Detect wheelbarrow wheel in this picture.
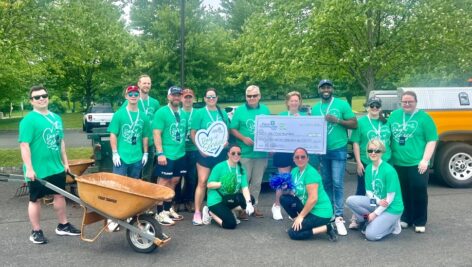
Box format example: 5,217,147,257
126,214,162,253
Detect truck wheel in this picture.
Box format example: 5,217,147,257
126,214,162,253
85,123,92,133
436,143,472,188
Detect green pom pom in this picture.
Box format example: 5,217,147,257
220,172,237,194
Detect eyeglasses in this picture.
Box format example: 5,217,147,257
294,155,307,160
369,104,381,109
401,101,415,105
230,152,241,156
128,92,139,97
205,96,217,99
246,94,259,99
31,94,48,100
367,149,383,154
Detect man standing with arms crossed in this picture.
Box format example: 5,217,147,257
19,85,81,244
152,86,188,226
312,80,357,236
230,85,271,219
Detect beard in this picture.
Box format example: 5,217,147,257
320,92,332,100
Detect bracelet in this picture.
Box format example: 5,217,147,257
157,152,164,156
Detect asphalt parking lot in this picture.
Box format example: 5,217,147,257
0,172,471,267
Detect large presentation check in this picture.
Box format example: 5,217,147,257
254,115,327,154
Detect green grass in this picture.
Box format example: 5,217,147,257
0,147,93,167
0,112,83,131
0,96,367,131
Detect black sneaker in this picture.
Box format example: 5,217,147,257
55,223,81,236
327,222,338,242
30,230,48,244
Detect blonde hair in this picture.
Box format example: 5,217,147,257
245,85,260,95
285,91,302,109
366,139,386,154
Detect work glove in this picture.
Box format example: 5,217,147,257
112,152,121,167
142,153,149,166
245,202,254,216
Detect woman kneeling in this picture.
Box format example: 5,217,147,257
202,144,255,229
346,139,404,241
280,147,337,241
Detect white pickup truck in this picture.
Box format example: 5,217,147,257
82,104,114,133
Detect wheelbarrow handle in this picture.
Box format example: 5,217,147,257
37,179,82,204
0,173,25,182
67,170,78,180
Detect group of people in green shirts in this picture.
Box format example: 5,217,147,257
19,76,437,244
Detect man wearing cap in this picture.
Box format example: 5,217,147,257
348,96,391,229
312,80,357,236
152,86,188,226
108,85,150,178
230,85,271,219
120,75,160,182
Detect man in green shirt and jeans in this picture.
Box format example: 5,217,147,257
19,85,81,244
230,85,271,219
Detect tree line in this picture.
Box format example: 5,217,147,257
1,0,470,115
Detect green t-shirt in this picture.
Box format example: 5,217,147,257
182,108,198,152
207,161,248,207
312,98,356,150
191,106,229,131
121,97,160,146
365,161,404,215
350,115,392,164
230,103,271,158
18,111,65,180
291,164,333,218
388,109,438,166
107,107,150,164
152,105,188,160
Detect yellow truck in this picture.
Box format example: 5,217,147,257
370,87,472,188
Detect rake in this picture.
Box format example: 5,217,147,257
0,173,29,197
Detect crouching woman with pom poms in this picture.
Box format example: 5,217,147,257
201,144,255,229
279,147,337,241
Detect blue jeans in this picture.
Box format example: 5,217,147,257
319,147,347,217
113,160,143,179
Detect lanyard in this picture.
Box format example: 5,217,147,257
402,109,417,131
371,160,383,195
287,110,299,117
168,104,181,127
294,167,306,186
139,97,150,115
226,160,241,184
205,106,219,122
319,97,334,116
34,110,58,130
367,115,381,138
126,107,140,129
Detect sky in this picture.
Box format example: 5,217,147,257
202,0,221,9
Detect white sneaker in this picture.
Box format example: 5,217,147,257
393,219,402,235
335,217,348,236
168,208,184,221
400,221,409,228
415,226,426,233
107,219,119,232
156,211,175,226
202,206,212,225
271,204,283,221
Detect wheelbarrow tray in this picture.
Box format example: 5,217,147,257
75,172,174,220
66,159,95,184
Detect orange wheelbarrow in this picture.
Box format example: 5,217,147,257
38,172,175,253
66,159,95,184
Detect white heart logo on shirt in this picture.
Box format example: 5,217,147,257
391,121,418,142
195,121,228,157
42,127,59,150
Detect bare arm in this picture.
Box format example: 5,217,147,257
242,186,252,203
292,183,318,231
142,137,148,153
110,133,118,152
230,128,253,146
207,181,221,189
153,129,166,165
20,142,36,181
338,117,358,129
418,141,437,174
353,142,365,176
60,139,70,173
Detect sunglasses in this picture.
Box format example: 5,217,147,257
246,94,259,99
367,149,383,154
230,151,242,156
205,96,217,99
294,155,307,160
128,92,140,97
369,104,381,109
31,94,48,100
